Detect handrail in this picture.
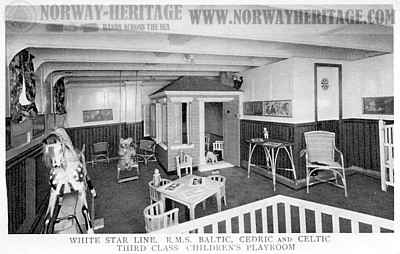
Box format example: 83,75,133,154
6,142,43,169
155,195,394,234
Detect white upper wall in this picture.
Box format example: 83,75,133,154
241,54,393,123
241,58,296,123
64,82,164,127
342,53,393,120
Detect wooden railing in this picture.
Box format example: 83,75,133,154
155,195,394,234
379,120,394,191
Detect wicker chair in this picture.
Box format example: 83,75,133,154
143,201,179,232
303,131,347,197
148,179,171,204
207,175,227,206
137,140,157,165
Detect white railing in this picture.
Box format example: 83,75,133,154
379,120,394,191
155,195,394,234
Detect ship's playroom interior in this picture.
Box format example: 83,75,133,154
5,5,394,233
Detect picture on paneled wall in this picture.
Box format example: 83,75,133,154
83,109,113,122
243,101,263,115
263,100,292,117
362,96,394,115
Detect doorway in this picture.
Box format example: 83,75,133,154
204,102,223,159
198,98,240,172
314,63,342,132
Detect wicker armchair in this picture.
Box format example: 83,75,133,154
92,142,110,165
303,131,347,197
137,140,157,165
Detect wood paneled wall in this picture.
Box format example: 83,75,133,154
6,144,44,233
66,121,144,160
6,160,27,233
6,121,144,233
240,118,389,180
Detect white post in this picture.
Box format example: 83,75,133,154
198,100,206,167
378,120,386,191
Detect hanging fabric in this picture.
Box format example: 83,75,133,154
54,78,67,114
9,49,38,123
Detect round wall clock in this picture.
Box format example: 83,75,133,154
320,78,329,90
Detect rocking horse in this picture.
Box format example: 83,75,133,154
42,128,96,234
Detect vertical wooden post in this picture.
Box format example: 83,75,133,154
378,120,386,191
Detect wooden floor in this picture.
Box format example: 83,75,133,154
88,160,393,233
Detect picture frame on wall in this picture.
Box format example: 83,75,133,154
362,96,394,115
263,100,292,117
83,109,113,122
243,101,263,115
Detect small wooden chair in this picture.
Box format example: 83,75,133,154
207,175,227,206
148,179,171,204
212,140,224,160
143,201,179,232
175,153,193,178
92,142,110,165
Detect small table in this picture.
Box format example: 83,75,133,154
157,175,222,220
247,138,297,191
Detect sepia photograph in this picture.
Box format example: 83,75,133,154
1,0,397,253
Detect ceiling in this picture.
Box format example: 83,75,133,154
6,5,393,88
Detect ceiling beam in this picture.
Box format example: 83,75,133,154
65,76,179,83
30,48,282,70
6,4,392,54
66,80,171,88
7,31,383,64
41,62,246,81
54,70,220,77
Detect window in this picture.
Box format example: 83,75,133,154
150,103,156,139
161,103,167,144
181,102,190,144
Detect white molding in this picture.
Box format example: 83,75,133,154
197,97,235,102
169,97,194,103
165,91,242,96
149,92,166,99
170,144,194,150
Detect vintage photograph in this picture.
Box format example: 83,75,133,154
2,1,396,253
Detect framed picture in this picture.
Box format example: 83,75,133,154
83,109,113,122
363,96,394,115
243,101,263,115
263,100,292,117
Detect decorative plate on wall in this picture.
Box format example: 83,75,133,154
320,78,329,90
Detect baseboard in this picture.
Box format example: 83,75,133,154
348,166,381,179
240,160,363,190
